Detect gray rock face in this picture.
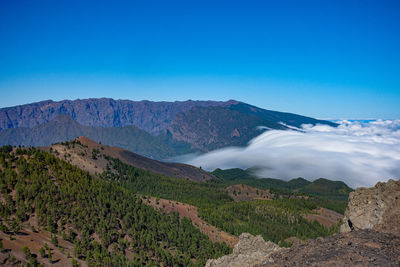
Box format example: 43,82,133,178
0,98,229,134
340,179,400,236
206,233,283,267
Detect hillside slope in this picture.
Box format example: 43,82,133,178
42,136,214,181
0,144,351,266
229,102,337,128
0,147,230,266
168,106,287,151
41,139,345,245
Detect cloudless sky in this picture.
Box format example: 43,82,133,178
0,0,399,119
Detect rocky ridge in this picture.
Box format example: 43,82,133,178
0,98,231,133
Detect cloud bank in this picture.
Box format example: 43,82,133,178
185,120,400,188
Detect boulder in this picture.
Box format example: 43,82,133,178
340,179,400,236
206,233,284,267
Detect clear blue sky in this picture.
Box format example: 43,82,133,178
0,0,399,119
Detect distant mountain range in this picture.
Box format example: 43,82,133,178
0,114,193,159
0,98,337,159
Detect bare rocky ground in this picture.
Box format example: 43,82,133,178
207,229,400,267
0,226,86,267
257,229,400,267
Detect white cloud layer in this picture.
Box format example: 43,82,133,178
185,120,400,188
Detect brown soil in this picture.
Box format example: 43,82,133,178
225,184,274,202
0,227,86,267
144,197,239,247
43,143,109,176
303,207,343,228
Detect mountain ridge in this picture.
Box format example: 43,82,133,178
0,98,338,158
0,98,235,133
0,98,336,132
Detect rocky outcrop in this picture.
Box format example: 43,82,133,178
205,233,284,267
340,179,400,236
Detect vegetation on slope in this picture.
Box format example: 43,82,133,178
301,178,353,200
0,139,348,265
101,157,232,208
0,146,230,266
198,199,339,246
212,168,352,213
46,136,214,182
212,168,310,190
50,141,345,246
100,155,344,245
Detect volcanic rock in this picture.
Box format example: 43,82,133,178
340,179,400,236
205,233,284,267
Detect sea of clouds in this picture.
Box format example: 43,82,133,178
185,120,400,188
